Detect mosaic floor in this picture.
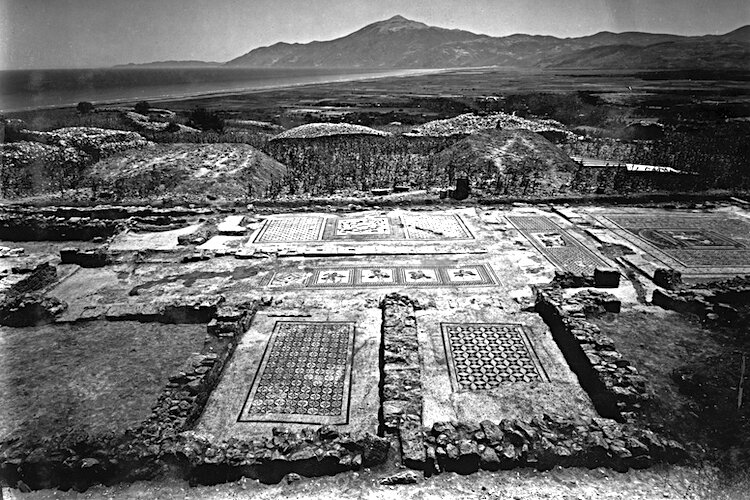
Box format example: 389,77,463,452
261,264,498,288
506,215,609,274
238,321,355,424
441,323,549,392
254,214,473,242
596,214,750,273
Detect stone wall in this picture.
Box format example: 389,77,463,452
0,261,63,326
0,214,122,241
380,293,424,468
551,268,620,289
423,414,685,475
535,286,649,421
652,275,750,326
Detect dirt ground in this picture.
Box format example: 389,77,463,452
0,321,206,441
4,464,749,500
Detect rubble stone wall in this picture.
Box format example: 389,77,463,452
535,287,649,420
381,293,424,468
652,275,750,326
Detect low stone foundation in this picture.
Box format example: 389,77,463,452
380,293,424,468
60,247,111,268
535,286,648,420
423,414,685,475
552,268,620,289
0,214,122,241
652,275,750,326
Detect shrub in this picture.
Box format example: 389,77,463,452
76,101,94,114
134,101,150,115
187,108,225,133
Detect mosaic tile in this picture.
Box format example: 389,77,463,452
444,267,486,283
530,231,567,248
267,271,309,288
507,215,608,274
402,268,439,284
442,323,548,392
314,269,353,286
360,268,397,285
601,214,750,269
254,217,325,242
265,264,498,288
239,321,355,424
335,217,391,236
402,214,473,239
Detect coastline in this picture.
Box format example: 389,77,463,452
1,67,455,114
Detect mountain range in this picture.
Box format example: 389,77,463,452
135,15,750,70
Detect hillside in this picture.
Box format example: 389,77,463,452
226,15,750,70
547,39,750,69
432,129,579,195
86,143,287,201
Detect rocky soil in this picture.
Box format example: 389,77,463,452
407,112,571,137
272,123,391,140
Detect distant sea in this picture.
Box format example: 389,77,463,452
0,67,436,113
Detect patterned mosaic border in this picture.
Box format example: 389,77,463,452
441,323,549,393
253,214,475,242
261,264,498,289
238,321,355,424
506,215,609,274
595,214,750,273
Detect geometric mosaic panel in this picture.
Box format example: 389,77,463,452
602,214,750,268
238,321,355,424
441,323,549,392
254,217,326,242
506,215,609,274
402,214,474,239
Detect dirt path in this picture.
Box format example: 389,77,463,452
4,465,747,500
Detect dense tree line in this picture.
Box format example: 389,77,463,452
262,135,458,195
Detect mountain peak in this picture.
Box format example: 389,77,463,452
370,14,429,33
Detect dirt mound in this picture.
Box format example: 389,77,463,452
87,143,287,201
432,129,579,195
271,123,391,140
19,127,150,158
408,112,571,137
123,112,199,133
1,127,151,198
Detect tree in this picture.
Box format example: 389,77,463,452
134,101,150,115
77,101,94,114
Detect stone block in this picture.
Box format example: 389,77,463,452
653,268,682,290
594,267,620,288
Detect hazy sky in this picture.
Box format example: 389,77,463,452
2,0,748,69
